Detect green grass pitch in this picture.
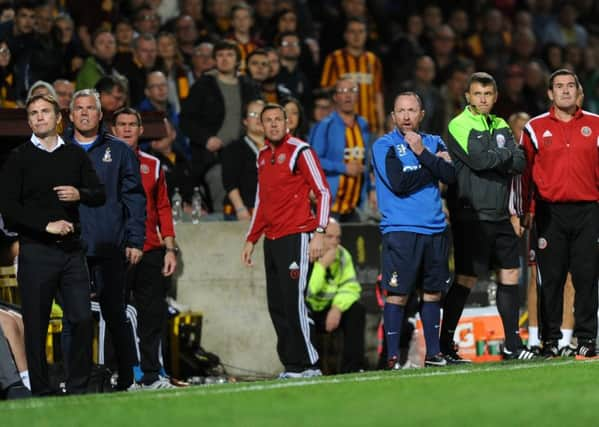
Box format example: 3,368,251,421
3,359,598,427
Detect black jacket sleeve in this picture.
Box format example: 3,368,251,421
385,146,434,196
417,148,456,185
78,150,106,206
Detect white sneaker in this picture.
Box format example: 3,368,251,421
142,376,177,390
301,368,322,378
278,371,303,379
127,382,142,392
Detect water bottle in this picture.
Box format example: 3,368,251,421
171,187,183,224
191,187,202,224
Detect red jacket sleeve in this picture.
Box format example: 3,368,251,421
296,147,331,228
156,168,175,238
246,181,266,243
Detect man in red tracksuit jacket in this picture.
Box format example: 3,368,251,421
520,69,599,359
242,103,331,379
112,107,179,389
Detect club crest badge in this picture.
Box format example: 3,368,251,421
581,126,591,137
496,134,506,148
277,153,286,164
289,261,300,280
538,237,548,250
140,164,150,174
102,147,112,162
397,145,407,156
389,272,399,287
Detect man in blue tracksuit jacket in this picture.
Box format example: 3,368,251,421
309,77,373,222
63,89,146,390
371,91,456,369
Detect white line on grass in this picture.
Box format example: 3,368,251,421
4,359,598,410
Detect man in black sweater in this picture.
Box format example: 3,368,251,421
0,94,105,396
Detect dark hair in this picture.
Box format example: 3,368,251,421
95,75,128,96
91,28,115,46
345,16,367,30
466,71,497,92
312,88,333,101
281,96,306,137
246,48,268,63
213,40,241,63
393,91,423,110
548,68,580,89
260,102,287,122
242,98,265,119
112,107,142,126
231,2,253,19
26,93,61,116
15,1,36,14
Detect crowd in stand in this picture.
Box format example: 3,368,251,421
0,0,598,398
0,0,597,215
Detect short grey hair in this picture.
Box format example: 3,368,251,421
69,89,102,112
27,80,57,101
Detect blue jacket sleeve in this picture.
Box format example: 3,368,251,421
120,148,146,250
416,145,456,185
309,119,347,175
385,146,435,196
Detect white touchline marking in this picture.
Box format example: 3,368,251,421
4,359,598,411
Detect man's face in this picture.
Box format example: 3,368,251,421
135,39,158,69
334,79,358,115
55,18,74,44
267,51,280,78
548,74,579,111
261,107,286,142
15,8,34,35
414,57,435,84
278,35,300,61
94,32,117,62
27,99,60,138
277,11,297,32
313,98,333,122
158,35,176,59
175,16,198,44
135,9,160,34
323,222,341,252
181,0,203,19
247,53,269,82
70,96,102,135
344,21,367,50
145,72,169,104
100,87,126,113
192,44,215,73
244,101,264,137
112,113,143,148
392,94,424,133
447,71,468,99
115,22,134,47
215,48,237,75
232,8,252,33
34,6,53,35
466,82,497,115
53,81,75,110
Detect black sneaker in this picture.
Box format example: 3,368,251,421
387,356,401,370
575,340,599,360
442,342,472,364
502,347,537,361
425,353,448,367
541,341,560,359
528,345,542,356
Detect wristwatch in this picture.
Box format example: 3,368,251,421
165,247,179,254
315,227,325,234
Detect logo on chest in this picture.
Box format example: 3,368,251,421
542,130,552,147
102,147,112,162
396,144,407,156
277,153,287,164
140,164,150,174
496,134,506,148
581,126,592,137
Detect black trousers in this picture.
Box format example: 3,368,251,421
311,302,366,373
126,249,170,384
535,201,599,341
18,242,92,395
264,233,319,372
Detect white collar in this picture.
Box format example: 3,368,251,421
30,133,65,153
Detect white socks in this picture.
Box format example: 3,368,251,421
20,370,30,390
528,326,540,347
559,329,573,348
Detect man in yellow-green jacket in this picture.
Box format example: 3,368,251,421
307,219,365,373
